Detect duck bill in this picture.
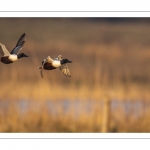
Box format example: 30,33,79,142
24,54,28,57
66,59,72,63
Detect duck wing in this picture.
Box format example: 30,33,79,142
59,64,71,77
10,33,26,55
39,59,45,78
0,43,10,56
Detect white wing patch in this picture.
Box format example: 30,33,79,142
0,43,10,57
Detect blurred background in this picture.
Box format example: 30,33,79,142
0,18,150,132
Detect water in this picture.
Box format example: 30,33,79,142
0,99,149,118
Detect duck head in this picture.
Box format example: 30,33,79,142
61,59,72,64
17,53,28,59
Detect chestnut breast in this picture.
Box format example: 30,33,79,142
44,62,56,70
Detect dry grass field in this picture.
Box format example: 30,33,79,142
0,18,150,132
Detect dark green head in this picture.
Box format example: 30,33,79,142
17,53,28,59
61,59,72,65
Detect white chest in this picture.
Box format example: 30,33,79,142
9,55,18,61
52,60,61,67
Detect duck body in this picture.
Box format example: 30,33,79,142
1,55,17,64
39,55,72,78
43,62,57,70
0,33,28,64
43,59,65,70
1,53,28,64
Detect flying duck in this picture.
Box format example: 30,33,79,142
39,55,72,78
0,33,28,64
